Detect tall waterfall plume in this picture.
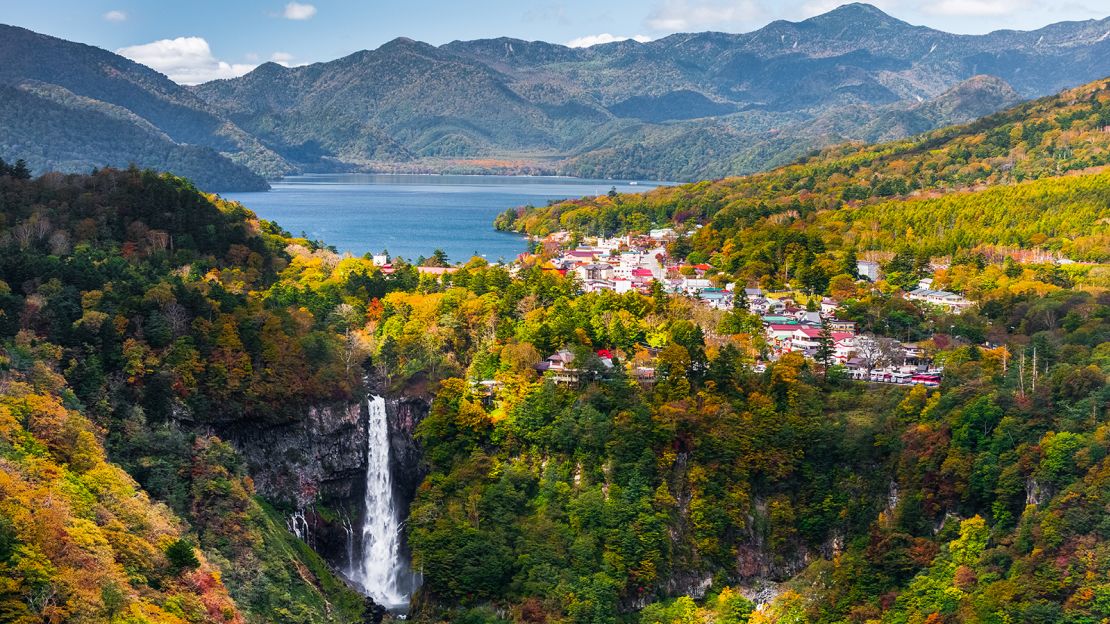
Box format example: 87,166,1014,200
349,395,413,610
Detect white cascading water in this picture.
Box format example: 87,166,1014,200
349,395,410,610
340,512,355,572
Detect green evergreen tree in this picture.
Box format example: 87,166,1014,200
11,159,31,180
842,247,859,278
165,538,200,573
816,322,835,381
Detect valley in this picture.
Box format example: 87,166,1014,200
0,3,1108,624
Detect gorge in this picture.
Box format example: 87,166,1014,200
213,373,432,615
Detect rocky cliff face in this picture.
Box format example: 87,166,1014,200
648,455,815,611
220,385,431,574
225,401,367,509
221,400,367,564
387,393,431,513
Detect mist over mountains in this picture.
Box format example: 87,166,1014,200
2,3,1109,189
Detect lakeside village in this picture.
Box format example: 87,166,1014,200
373,227,985,388
531,228,960,387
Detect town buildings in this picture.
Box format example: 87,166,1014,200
522,229,956,388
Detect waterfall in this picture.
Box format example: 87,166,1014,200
349,395,412,610
340,512,355,572
288,509,311,547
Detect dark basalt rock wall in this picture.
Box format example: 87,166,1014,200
220,375,432,576
387,393,431,513
219,400,367,566
224,401,368,509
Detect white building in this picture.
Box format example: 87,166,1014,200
682,277,713,293
595,235,630,251
613,279,635,294
857,260,880,282
906,288,974,312
583,279,617,293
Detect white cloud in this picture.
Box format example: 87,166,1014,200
922,0,1029,16
117,37,257,85
282,2,317,20
566,33,652,47
646,0,765,32
103,10,127,22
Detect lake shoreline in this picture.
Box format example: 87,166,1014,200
224,173,665,263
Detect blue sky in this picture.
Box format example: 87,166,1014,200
4,0,1107,84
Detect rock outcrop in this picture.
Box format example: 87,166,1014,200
220,376,432,580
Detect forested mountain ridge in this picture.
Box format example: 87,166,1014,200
5,3,1110,185
439,4,1075,109
0,24,287,191
560,74,1024,181
193,3,1110,180
191,37,566,164
498,73,1110,266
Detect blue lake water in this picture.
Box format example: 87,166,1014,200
223,174,667,263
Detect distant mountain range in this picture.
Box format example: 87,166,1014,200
2,4,1110,189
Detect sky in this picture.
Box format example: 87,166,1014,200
3,0,1107,84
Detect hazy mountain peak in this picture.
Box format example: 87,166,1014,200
441,37,586,67
250,61,291,76
826,3,892,17
799,2,913,30
379,36,428,51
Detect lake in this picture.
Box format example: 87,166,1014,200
223,174,667,262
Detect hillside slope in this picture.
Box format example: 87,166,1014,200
0,84,271,192
196,3,1110,180
0,168,371,623
0,24,287,190
499,74,1110,252
0,374,243,622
